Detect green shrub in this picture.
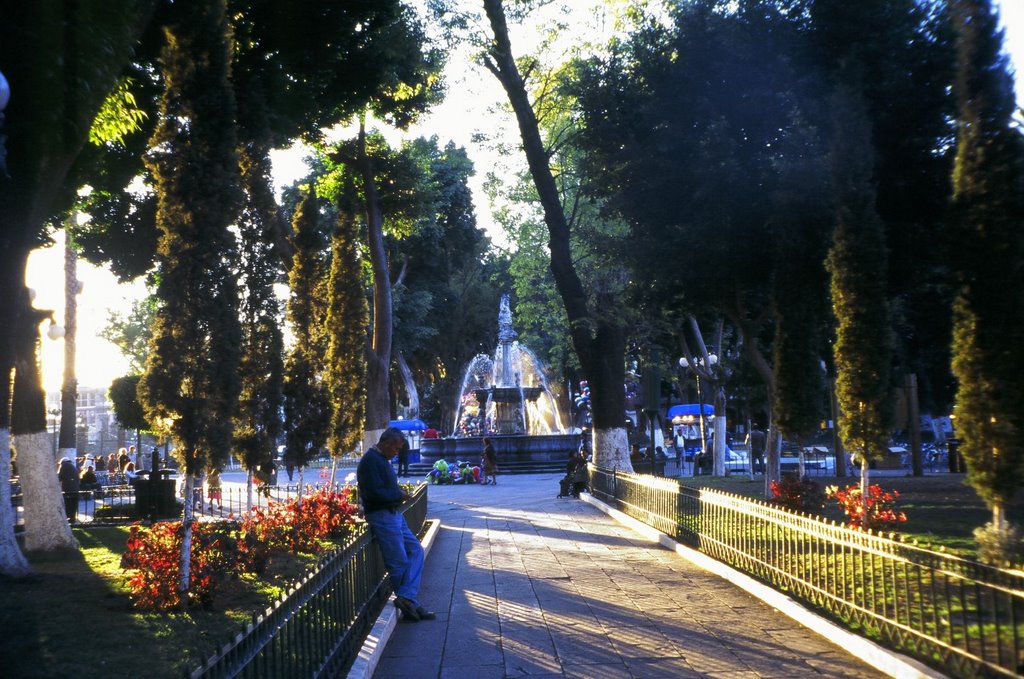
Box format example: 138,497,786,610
973,522,1024,566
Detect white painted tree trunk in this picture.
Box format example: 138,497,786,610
860,456,871,529
246,471,253,513
179,474,194,598
58,224,78,460
712,411,727,477
16,431,78,552
764,425,783,499
993,502,1006,531
0,428,31,576
362,428,384,457
594,427,631,471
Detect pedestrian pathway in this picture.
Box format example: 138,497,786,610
372,474,884,678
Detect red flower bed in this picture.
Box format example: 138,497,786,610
122,487,359,610
826,482,907,532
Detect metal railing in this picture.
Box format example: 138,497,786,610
11,477,382,529
589,466,1024,678
190,484,428,678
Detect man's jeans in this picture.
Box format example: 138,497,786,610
365,508,424,604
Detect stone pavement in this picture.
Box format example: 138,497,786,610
371,473,885,679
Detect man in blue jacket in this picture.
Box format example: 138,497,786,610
357,427,435,622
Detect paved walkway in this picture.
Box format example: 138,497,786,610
372,473,884,678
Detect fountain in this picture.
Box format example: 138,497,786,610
419,295,580,471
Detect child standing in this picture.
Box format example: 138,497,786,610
207,468,222,511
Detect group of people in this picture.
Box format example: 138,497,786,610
95,445,165,483
56,445,154,523
423,436,499,486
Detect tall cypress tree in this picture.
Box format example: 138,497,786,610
949,0,1024,533
139,0,241,599
826,76,893,503
282,188,331,470
232,141,285,487
772,222,828,465
325,183,369,456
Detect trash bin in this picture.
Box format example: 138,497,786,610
134,470,178,519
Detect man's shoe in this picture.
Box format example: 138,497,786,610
415,606,436,620
394,597,420,622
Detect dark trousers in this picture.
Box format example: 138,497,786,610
63,491,78,523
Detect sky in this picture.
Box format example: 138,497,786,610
25,1,1024,394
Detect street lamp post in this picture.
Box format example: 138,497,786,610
45,322,66,460
58,224,83,459
679,353,717,474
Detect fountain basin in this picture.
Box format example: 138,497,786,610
473,386,545,404
420,433,581,467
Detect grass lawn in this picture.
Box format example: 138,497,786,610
679,473,1022,559
0,525,321,679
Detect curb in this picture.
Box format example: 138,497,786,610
346,518,441,679
580,492,946,679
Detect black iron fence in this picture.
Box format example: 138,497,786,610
589,466,1024,678
11,475,381,530
189,484,427,678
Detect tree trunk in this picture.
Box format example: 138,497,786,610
179,474,194,600
906,373,923,477
357,121,393,451
395,350,419,418
17,431,78,552
362,358,388,453
712,385,727,477
59,225,78,457
830,375,846,477
481,0,628,469
0,428,31,576
992,502,1006,532
9,267,76,551
860,455,871,529
246,471,253,513
764,403,782,498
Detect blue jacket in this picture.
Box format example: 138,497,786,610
357,447,403,512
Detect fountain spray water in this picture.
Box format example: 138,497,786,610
452,295,566,437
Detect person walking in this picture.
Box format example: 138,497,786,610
481,437,498,485
57,457,80,523
397,438,411,477
747,426,766,474
357,428,435,623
